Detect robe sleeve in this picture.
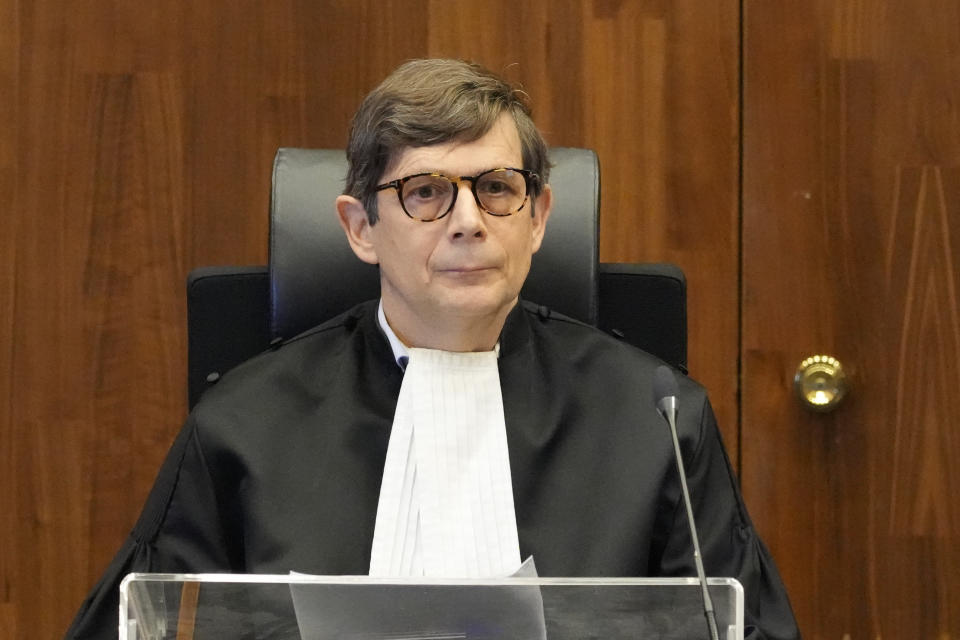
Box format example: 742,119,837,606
656,396,801,640
65,416,235,640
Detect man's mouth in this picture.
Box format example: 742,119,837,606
438,265,496,273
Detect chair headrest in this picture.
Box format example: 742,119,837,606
269,147,599,339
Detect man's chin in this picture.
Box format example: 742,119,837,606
433,291,519,320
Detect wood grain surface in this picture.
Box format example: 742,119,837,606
2,2,739,637
742,0,960,637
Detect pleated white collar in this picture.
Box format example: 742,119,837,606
370,300,520,577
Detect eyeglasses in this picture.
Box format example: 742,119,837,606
374,167,540,222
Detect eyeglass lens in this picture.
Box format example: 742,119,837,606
401,169,528,221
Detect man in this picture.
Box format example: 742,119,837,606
68,59,799,639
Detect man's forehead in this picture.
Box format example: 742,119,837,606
382,115,523,179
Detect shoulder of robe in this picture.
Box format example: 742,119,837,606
190,299,377,411
515,299,709,405
275,300,373,345
517,299,660,360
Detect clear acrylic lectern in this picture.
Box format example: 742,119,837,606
120,573,744,639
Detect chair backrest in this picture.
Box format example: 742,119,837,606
186,147,687,408
268,147,599,340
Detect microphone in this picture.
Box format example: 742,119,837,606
653,365,720,640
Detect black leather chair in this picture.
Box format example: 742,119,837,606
186,148,687,409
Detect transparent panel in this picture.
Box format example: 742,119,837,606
121,573,743,640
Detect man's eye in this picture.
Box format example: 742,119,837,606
479,180,514,196
413,185,439,198
405,180,448,201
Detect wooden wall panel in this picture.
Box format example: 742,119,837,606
2,2,740,636
1,0,19,635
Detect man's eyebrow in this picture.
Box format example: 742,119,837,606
401,166,512,178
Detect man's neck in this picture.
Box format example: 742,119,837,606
380,299,516,352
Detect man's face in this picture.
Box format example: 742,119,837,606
337,114,551,348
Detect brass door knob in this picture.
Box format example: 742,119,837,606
794,355,848,412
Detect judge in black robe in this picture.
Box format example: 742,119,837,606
68,298,800,640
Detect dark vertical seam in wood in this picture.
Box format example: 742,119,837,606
736,0,745,481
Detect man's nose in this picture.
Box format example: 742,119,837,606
446,183,487,239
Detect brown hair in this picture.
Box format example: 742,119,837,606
344,58,550,223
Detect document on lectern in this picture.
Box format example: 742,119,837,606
289,557,546,640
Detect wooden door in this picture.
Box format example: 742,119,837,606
742,1,960,637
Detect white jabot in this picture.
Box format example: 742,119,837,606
370,304,521,577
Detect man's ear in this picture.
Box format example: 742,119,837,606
336,195,379,265
530,184,553,254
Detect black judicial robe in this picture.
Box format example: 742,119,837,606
67,300,799,640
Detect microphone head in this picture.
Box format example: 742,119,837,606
653,364,679,404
